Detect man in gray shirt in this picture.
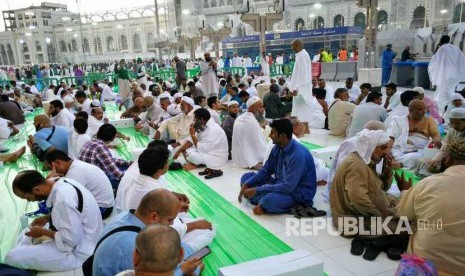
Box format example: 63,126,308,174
174,56,186,88
347,92,387,138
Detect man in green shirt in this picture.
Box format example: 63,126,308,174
114,59,131,100
264,84,288,119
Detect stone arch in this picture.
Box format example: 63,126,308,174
120,35,128,51
334,14,344,27
94,37,103,54
83,38,90,53
91,15,104,22
453,3,465,23
133,33,142,52
410,6,428,30
378,10,388,26
106,36,116,51
103,13,116,21
354,12,366,29
115,12,129,20
313,16,324,29
60,40,67,52
128,10,142,18
71,39,78,52
6,44,14,64
295,17,305,31
0,45,7,65
141,9,155,17
146,33,155,50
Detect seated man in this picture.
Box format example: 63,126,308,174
116,224,186,276
414,86,443,124
206,96,221,125
174,108,228,174
347,92,387,138
93,189,203,276
428,107,465,173
384,90,420,127
263,84,287,119
0,94,25,125
27,114,69,161
443,93,465,128
328,88,355,136
45,150,115,219
388,99,442,169
330,129,394,224
397,139,465,275
222,101,239,160
355,83,371,105
154,96,196,150
48,100,75,130
5,170,102,271
75,91,92,114
120,97,145,119
79,124,131,188
232,97,268,169
68,118,91,159
135,96,163,136
345,77,361,102
238,119,317,215
88,107,106,137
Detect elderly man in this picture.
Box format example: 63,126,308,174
155,96,196,150
200,53,218,97
48,100,75,130
121,97,145,120
328,88,355,136
222,101,239,160
232,96,268,169
428,107,465,173
413,86,442,124
288,39,313,124
93,189,203,276
345,77,361,102
174,108,228,174
79,124,131,188
347,92,387,138
444,93,465,128
397,139,465,275
388,99,442,169
239,119,318,215
27,114,69,161
384,90,420,127
5,170,102,271
135,96,162,135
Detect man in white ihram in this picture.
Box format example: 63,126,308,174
429,35,465,111
200,52,219,97
288,39,314,125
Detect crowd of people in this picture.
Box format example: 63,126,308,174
0,35,464,276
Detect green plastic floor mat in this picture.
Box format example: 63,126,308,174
300,141,324,151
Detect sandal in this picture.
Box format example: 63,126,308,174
204,170,223,179
294,206,326,218
199,168,211,176
351,237,368,256
169,162,183,171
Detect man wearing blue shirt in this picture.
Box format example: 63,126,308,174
27,114,69,161
238,118,317,215
93,189,202,276
381,44,396,85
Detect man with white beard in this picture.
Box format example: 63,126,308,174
429,35,465,111
232,96,268,169
200,52,219,97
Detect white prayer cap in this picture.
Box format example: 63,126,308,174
160,91,171,99
167,104,181,116
246,96,261,108
181,96,194,107
63,96,74,103
449,107,465,119
97,83,105,89
247,76,253,80
227,100,239,107
173,93,183,99
450,93,465,102
412,87,425,94
91,99,101,107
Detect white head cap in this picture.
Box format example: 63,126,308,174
167,104,181,116
412,87,425,94
227,100,240,107
91,99,101,107
246,96,261,108
449,107,465,119
173,93,183,99
63,96,74,103
450,93,465,102
181,96,194,107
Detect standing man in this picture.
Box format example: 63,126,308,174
200,52,218,97
381,44,396,85
135,57,147,87
174,56,186,88
429,35,465,111
288,39,313,124
114,59,131,100
260,52,270,76
231,52,242,68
